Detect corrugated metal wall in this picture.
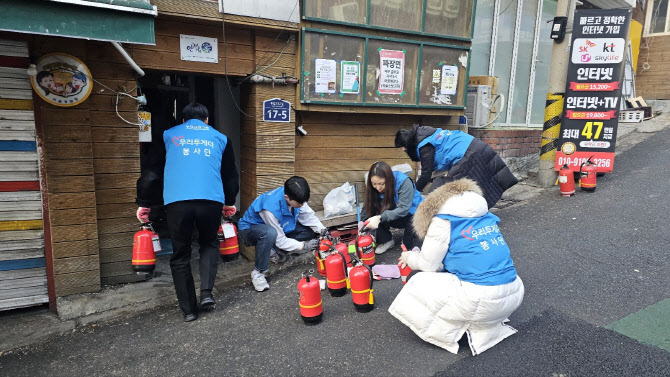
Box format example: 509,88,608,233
0,39,49,310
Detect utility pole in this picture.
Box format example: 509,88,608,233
538,0,577,187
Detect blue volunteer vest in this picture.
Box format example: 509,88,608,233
238,187,301,233
391,171,424,215
436,213,517,286
163,119,228,205
416,129,474,171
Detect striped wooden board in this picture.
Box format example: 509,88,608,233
0,39,48,311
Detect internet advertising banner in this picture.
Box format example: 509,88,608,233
555,8,631,173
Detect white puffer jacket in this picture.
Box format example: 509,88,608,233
388,179,524,355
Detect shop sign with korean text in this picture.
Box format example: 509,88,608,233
180,35,218,63
555,8,631,173
263,98,291,123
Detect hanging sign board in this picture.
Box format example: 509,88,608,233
180,35,218,63
340,61,360,94
30,53,93,107
378,49,404,95
555,8,631,173
263,98,291,123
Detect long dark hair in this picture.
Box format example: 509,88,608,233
366,161,396,217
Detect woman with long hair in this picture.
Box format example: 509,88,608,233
362,161,423,254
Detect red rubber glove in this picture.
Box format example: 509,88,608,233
136,207,150,223
223,205,236,217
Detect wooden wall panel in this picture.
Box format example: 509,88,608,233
295,112,415,211
239,31,299,214
636,36,670,100
30,36,102,298
86,41,143,286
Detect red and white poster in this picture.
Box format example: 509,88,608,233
378,49,404,95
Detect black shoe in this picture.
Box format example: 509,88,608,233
199,296,215,309
184,313,198,322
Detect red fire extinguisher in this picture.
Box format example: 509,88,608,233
334,241,352,267
580,156,597,192
398,244,412,285
325,248,349,297
315,237,333,277
218,217,239,262
356,230,375,267
297,270,323,325
349,255,374,313
558,164,576,197
132,222,160,274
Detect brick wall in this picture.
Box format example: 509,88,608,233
468,129,542,158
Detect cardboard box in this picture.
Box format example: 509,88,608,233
469,76,499,95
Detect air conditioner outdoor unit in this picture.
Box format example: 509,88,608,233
329,3,359,23
465,85,492,128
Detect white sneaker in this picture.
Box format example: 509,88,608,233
251,269,269,292
375,240,395,255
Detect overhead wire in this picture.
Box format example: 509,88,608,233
47,54,145,125
220,0,300,118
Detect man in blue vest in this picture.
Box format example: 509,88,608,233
136,103,239,322
238,176,326,292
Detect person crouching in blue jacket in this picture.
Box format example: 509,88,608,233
238,176,327,292
389,178,524,355
361,161,424,255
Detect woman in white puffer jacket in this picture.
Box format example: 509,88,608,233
388,178,524,356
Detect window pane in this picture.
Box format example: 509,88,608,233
424,0,475,39
370,0,422,32
651,0,669,34
302,32,365,103
418,46,468,106
303,0,367,24
530,0,557,124
366,40,420,105
470,0,495,76
510,0,538,123
493,0,518,123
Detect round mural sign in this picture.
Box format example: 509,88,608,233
30,53,93,107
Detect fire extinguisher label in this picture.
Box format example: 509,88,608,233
152,235,161,252
222,223,235,239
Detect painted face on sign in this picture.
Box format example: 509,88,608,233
40,74,54,89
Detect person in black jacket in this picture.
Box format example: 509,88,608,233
135,103,239,322
395,125,517,208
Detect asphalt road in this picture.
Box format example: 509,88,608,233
1,129,669,377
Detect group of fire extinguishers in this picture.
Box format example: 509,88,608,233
131,217,240,275
557,155,598,197
297,230,413,325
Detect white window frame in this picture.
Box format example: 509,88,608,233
488,0,545,128
644,0,670,37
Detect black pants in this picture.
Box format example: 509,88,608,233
374,214,421,250
166,200,223,315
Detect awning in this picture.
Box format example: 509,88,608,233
0,0,156,45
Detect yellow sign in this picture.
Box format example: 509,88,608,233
30,53,93,107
